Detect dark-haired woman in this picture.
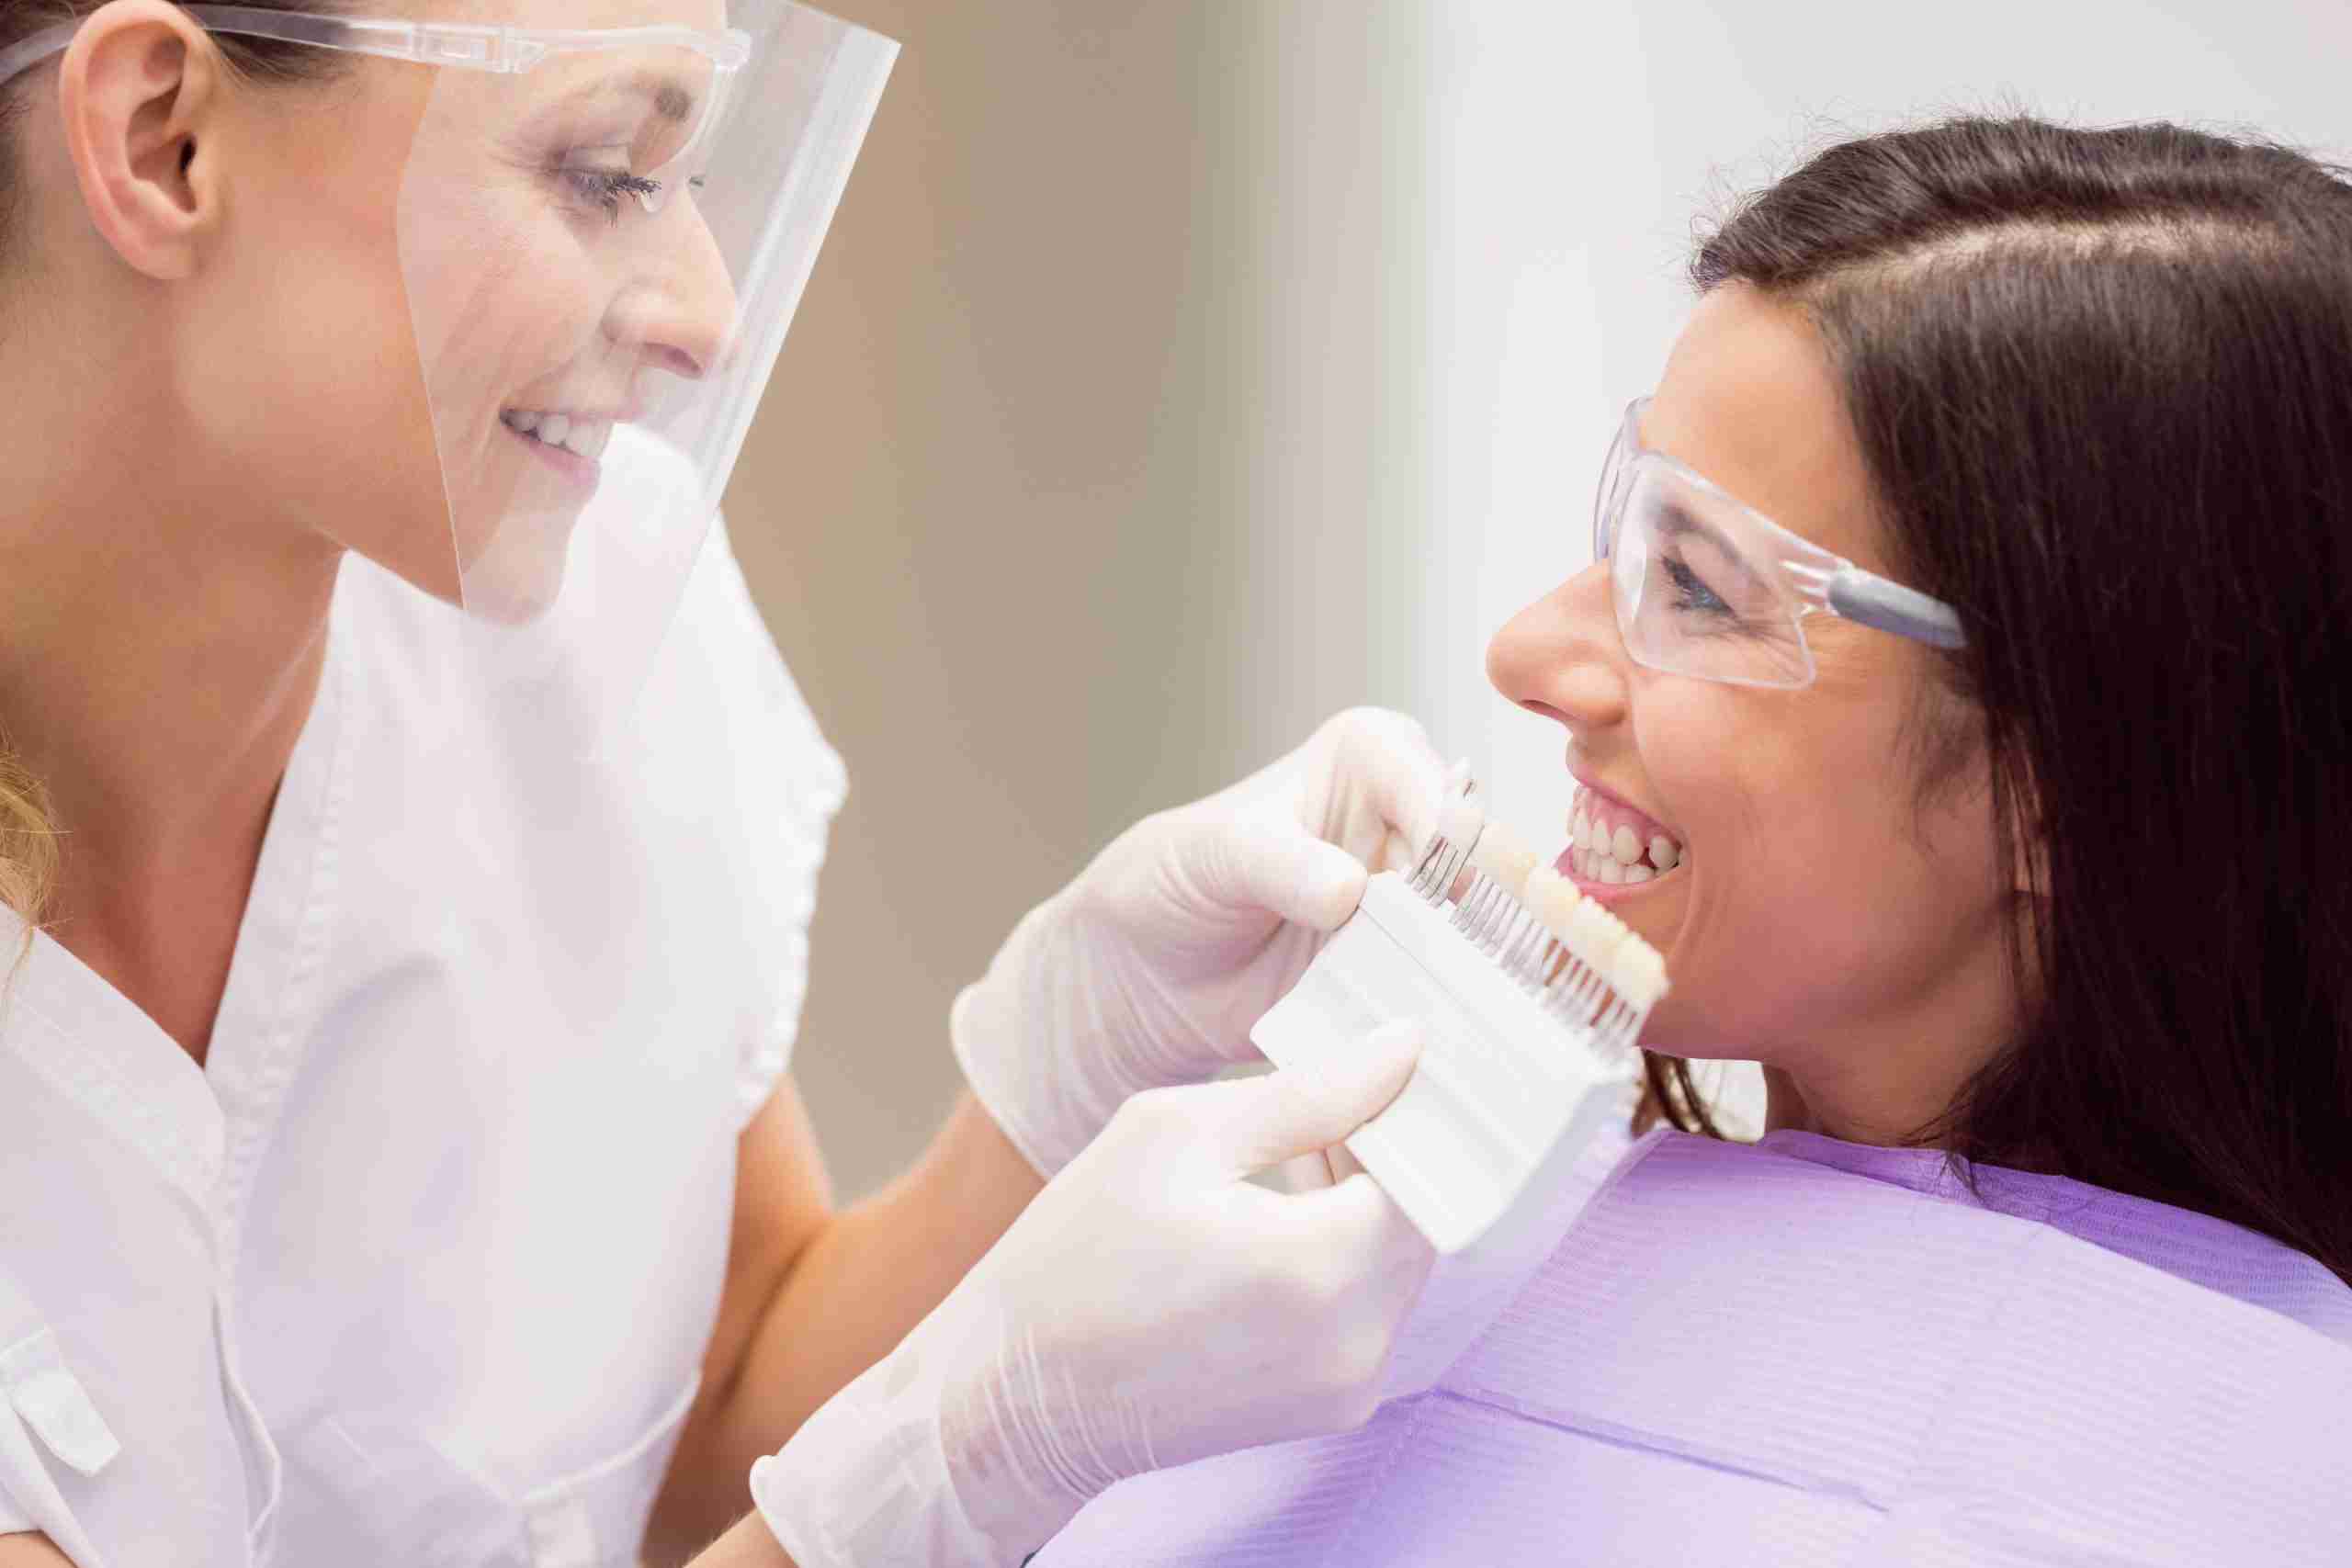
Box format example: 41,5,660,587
1036,115,2352,1566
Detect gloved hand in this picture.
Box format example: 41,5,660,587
749,1022,1435,1567
952,706,1448,1177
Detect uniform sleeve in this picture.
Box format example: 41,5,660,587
0,1476,53,1561
673,517,849,1129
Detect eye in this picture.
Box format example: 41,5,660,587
1661,554,1734,618
558,166,664,222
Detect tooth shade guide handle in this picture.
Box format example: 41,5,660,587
1408,766,1488,904
1253,874,1633,1253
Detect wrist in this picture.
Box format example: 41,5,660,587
748,1308,1084,1568
932,1342,1093,1558
949,891,1126,1179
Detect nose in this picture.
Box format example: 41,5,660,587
601,193,739,378
1485,560,1631,732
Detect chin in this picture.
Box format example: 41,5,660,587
449,492,589,623
458,550,571,625
1630,990,1745,1061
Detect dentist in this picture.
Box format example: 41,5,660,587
0,3,1440,1565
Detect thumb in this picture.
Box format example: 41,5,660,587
1204,1020,1421,1176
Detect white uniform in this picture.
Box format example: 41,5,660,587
0,526,844,1566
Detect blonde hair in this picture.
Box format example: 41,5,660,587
0,736,54,940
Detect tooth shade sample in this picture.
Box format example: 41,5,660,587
1472,821,1539,898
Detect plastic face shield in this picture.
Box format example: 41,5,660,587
1592,398,1966,688
389,0,892,740
0,2,890,741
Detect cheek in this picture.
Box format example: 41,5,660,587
401,179,608,438
397,188,613,599
1630,691,2002,1055
178,136,457,596
403,193,605,403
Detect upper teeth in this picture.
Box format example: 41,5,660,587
502,408,612,461
1567,783,1683,885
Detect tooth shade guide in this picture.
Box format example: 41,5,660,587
1410,787,1487,904
1405,787,1671,1052
1255,848,1679,1253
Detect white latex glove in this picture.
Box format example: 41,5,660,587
750,1021,1435,1567
952,706,1448,1177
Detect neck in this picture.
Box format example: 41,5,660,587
1761,899,2027,1147
0,370,344,1062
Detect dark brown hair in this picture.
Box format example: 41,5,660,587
1642,117,2352,1287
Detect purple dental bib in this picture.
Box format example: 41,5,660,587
1039,1127,2351,1566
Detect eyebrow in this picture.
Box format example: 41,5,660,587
556,71,699,125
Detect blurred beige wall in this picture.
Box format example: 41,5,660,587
725,2,1437,1198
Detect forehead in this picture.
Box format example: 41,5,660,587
1643,284,1889,574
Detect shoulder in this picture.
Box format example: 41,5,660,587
326,507,846,830
642,523,848,1117
322,513,847,1111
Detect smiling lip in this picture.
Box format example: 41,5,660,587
503,421,602,498
1566,765,1645,820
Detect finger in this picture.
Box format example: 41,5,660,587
1192,808,1369,932
1328,709,1449,861
1204,1020,1421,1175
1377,826,1419,881
1281,1168,1439,1298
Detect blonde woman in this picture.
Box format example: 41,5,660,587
0,3,1447,1564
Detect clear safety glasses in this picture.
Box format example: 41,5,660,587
0,6,756,115
1592,398,1966,689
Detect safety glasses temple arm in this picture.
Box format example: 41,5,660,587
181,6,549,72
0,7,756,86
1781,558,1967,649
1824,569,1968,649
0,6,521,79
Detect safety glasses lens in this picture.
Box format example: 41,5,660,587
1612,467,1814,688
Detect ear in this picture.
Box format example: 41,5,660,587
54,0,229,281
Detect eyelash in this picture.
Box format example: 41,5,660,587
1662,555,1733,618
563,168,662,220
